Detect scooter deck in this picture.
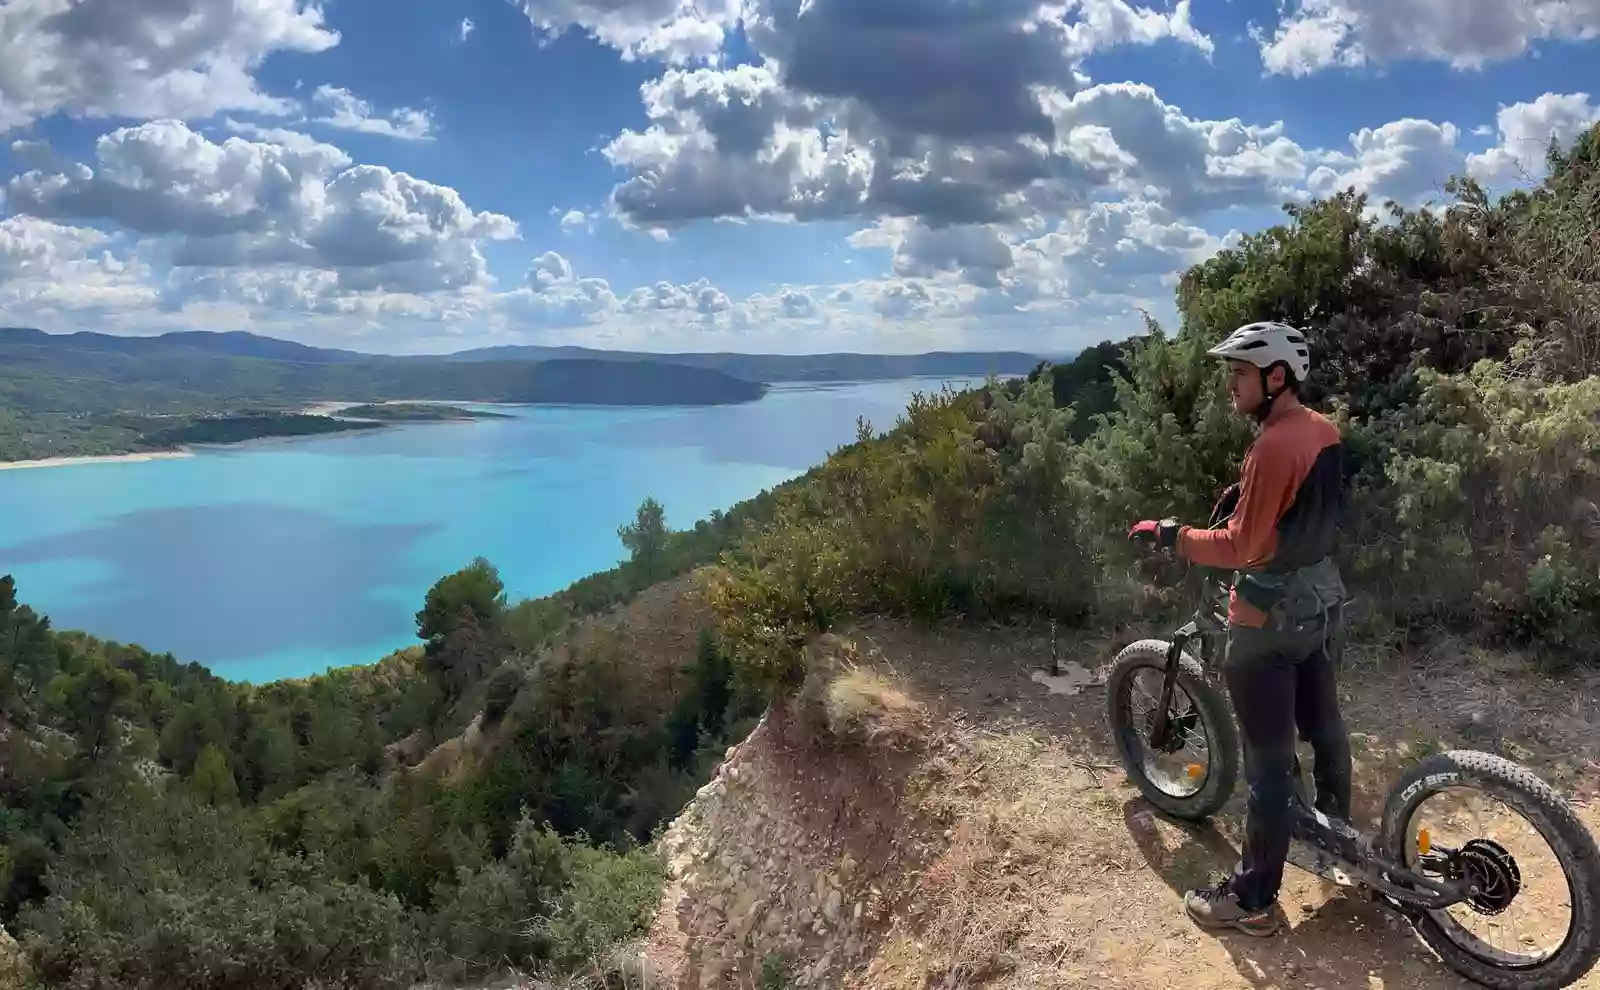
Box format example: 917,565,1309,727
1287,837,1360,886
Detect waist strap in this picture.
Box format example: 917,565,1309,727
1234,557,1346,622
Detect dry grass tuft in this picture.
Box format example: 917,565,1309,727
915,819,1031,986
793,632,931,748
824,666,931,748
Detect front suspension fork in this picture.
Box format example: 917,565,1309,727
1147,633,1192,752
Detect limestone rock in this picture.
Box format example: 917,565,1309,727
0,925,29,990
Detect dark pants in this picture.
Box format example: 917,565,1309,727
1221,622,1353,911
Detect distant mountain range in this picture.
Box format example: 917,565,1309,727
0,327,1047,461
0,328,1045,383
438,344,1047,382
0,331,766,412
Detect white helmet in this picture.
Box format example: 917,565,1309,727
1206,321,1311,383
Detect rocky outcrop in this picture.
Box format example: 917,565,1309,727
0,924,29,990
648,647,951,989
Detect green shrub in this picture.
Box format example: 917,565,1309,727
708,380,1112,696
1346,364,1600,657
20,783,419,990
545,840,664,974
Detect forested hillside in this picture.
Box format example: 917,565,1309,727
0,485,791,988
708,125,1600,687
3,125,1599,989
0,348,765,461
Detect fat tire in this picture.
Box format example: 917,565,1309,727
1105,639,1239,821
1378,750,1600,990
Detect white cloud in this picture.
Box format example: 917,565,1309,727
0,0,339,133
890,224,1017,289
743,0,1213,141
508,0,741,64
602,64,873,226
500,252,757,334
602,69,1306,232
778,287,818,319
221,117,332,153
502,251,619,328
1306,118,1465,206
566,1,1237,234
529,250,575,286
1012,200,1221,299
7,120,518,297
1255,0,1600,76
622,278,732,317
0,215,110,283
1043,83,1309,215
311,86,435,142
0,216,158,312
460,18,476,41
1468,92,1600,186
559,209,592,233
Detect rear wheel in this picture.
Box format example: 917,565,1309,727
1379,751,1600,989
1106,639,1239,821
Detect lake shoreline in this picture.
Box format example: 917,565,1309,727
0,378,983,681
0,450,195,472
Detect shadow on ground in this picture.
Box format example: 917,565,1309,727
1120,795,1470,988
844,615,1589,988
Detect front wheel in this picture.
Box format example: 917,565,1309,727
1379,750,1600,989
1105,639,1239,821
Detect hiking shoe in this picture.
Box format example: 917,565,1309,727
1184,880,1283,937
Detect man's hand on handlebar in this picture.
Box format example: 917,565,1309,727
1128,518,1181,551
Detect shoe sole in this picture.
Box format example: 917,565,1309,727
1185,904,1283,938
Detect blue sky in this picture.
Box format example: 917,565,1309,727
1,0,1598,355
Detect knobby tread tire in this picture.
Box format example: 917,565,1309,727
1106,639,1239,822
1379,750,1600,989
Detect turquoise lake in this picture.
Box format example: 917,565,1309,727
0,378,975,683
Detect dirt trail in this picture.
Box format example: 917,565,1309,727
835,616,1600,990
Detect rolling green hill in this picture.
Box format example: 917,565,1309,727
0,327,1046,382
0,339,767,461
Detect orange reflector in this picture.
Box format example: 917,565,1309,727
1186,763,1204,779
1419,828,1432,855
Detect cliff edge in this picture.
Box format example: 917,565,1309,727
641,620,1600,989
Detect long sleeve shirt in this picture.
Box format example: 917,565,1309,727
1178,401,1344,627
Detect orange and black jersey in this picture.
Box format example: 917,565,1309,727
1178,402,1344,628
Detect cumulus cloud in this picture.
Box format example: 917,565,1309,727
748,0,1212,141
501,250,619,328
891,224,1016,289
0,0,339,133
622,278,732,317
602,64,873,226
311,86,435,141
1255,0,1600,76
1043,83,1308,215
1012,200,1220,299
778,287,818,319
0,216,157,312
221,117,331,153
1468,92,1600,186
6,120,518,296
0,215,109,283
603,69,1304,231
500,252,746,332
559,209,591,233
588,1,1250,235
1306,118,1465,205
508,0,741,64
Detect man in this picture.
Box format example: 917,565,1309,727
1128,321,1353,937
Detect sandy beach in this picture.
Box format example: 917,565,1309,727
0,450,193,472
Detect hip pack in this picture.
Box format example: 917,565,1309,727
1234,557,1350,642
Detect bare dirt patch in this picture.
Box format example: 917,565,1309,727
837,614,1600,989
